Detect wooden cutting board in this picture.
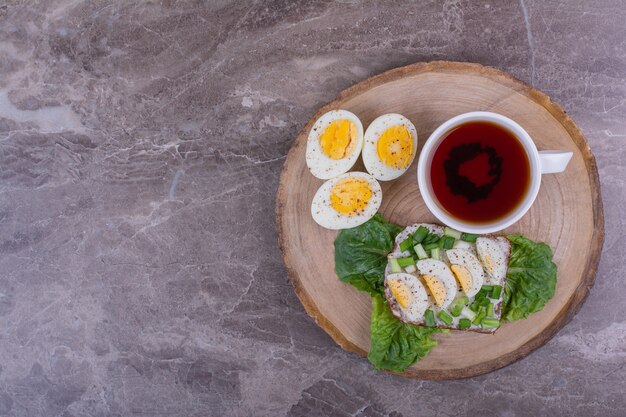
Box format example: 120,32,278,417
276,61,604,379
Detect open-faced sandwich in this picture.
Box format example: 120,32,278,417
385,223,509,333
333,214,557,372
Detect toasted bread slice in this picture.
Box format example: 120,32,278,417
384,223,510,334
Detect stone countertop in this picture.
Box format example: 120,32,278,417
0,1,624,416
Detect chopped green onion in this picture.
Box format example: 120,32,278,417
455,295,470,305
458,318,471,329
404,264,417,274
487,303,494,317
473,310,486,325
396,257,415,267
450,304,463,317
424,309,435,327
461,233,479,243
461,306,476,321
478,297,490,307
444,227,462,239
412,226,429,244
438,236,455,249
389,258,401,273
476,286,492,300
451,295,469,306
422,241,439,251
480,285,494,293
438,310,453,325
491,285,502,299
449,295,469,317
442,236,456,249
481,318,500,329
399,238,413,252
422,234,440,245
470,302,480,312
414,244,428,260
431,248,441,260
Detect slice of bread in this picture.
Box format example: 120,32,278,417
384,223,510,334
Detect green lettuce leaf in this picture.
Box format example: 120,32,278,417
368,294,440,372
334,214,401,295
502,234,558,321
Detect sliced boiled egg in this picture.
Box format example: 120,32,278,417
416,259,458,310
362,113,418,181
306,109,364,180
446,249,485,297
310,172,381,230
385,273,430,322
476,237,511,285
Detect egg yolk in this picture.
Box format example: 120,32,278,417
330,178,372,216
388,279,413,309
450,264,473,294
319,119,358,160
482,254,495,275
422,275,447,307
376,125,413,169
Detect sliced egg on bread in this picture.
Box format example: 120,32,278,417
446,249,485,297
385,273,430,323
416,259,458,310
476,237,511,285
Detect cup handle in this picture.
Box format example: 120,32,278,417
539,151,573,174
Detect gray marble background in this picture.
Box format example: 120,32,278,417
0,1,624,416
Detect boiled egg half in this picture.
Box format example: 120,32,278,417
310,172,382,230
306,109,364,180
362,113,418,181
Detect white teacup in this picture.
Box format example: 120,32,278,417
417,111,572,234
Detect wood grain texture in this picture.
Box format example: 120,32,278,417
276,61,604,380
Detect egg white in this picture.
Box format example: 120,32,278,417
305,109,364,180
362,113,418,181
310,172,382,230
476,237,511,285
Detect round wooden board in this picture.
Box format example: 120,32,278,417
276,61,604,379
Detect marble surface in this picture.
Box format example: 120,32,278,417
0,1,624,416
